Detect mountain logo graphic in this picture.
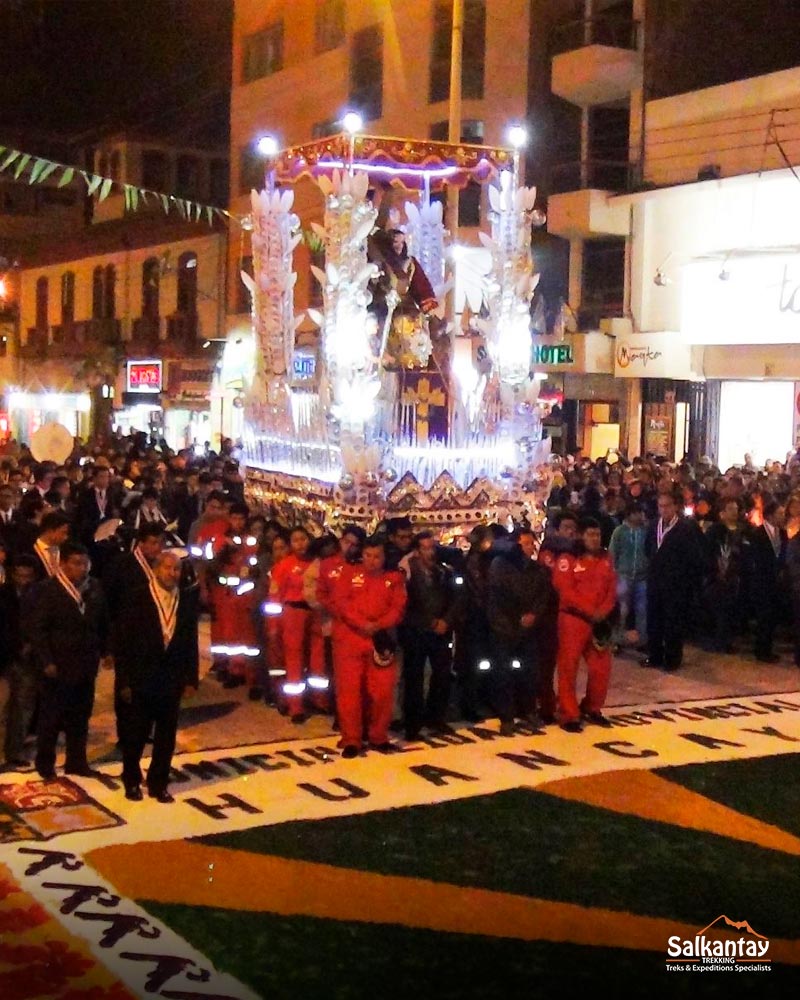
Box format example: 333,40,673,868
667,915,771,967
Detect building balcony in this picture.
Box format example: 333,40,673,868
546,168,632,239
129,315,162,355
19,327,49,359
85,317,122,346
551,15,642,107
166,311,199,353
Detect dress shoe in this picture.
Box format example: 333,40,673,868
341,745,360,759
461,710,485,724
426,722,456,736
125,786,143,801
369,741,400,753
560,721,583,734
148,789,175,803
499,720,515,737
642,658,663,669
290,712,307,725
538,713,556,726
37,769,57,781
582,710,613,728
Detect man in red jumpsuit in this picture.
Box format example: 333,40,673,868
552,516,617,732
269,526,324,723
330,539,407,758
208,503,261,696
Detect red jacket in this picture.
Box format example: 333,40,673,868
330,564,407,638
552,551,617,621
314,554,347,613
271,554,312,604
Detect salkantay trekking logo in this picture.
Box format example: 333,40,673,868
666,916,771,973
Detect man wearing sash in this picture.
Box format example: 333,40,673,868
31,512,71,581
112,550,199,802
29,542,109,780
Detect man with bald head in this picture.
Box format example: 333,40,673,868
111,549,199,803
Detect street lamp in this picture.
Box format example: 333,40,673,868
342,111,363,175
256,134,280,193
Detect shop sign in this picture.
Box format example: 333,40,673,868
614,331,697,379
292,350,316,381
126,360,162,393
165,359,216,403
532,343,574,365
681,254,800,345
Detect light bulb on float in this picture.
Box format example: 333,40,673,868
342,111,364,175
256,134,280,193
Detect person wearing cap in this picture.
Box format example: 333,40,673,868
552,517,617,732
329,538,407,757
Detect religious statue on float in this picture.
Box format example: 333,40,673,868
366,226,442,370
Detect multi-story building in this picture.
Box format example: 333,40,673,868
227,0,534,331
10,134,229,450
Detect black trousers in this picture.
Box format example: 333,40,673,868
647,582,689,670
752,592,778,659
36,676,96,775
453,613,494,716
490,636,537,724
400,631,453,735
117,687,181,792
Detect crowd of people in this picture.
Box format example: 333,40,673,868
1,429,800,800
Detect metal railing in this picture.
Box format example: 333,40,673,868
551,14,640,56
549,158,636,194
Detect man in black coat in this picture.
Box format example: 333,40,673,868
487,528,556,735
398,531,464,740
1,556,38,768
112,550,199,803
644,490,706,671
745,498,787,663
28,542,110,780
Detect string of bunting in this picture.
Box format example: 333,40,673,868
0,142,243,228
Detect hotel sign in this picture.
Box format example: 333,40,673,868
532,343,574,365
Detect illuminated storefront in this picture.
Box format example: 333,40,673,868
617,166,800,465
7,388,92,443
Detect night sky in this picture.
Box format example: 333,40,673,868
0,0,233,150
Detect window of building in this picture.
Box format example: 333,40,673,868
429,119,485,143
458,181,482,227
242,22,284,83
142,150,169,191
35,276,48,330
210,159,229,206
176,155,201,200
236,255,253,314
315,0,345,54
92,266,104,319
349,24,383,121
312,118,340,139
429,0,486,103
177,252,198,315
61,271,75,324
142,258,160,318
239,146,265,194
104,265,116,319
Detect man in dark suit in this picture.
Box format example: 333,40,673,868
0,484,16,551
28,542,110,780
1,555,38,768
746,498,787,663
76,466,122,544
112,550,199,802
31,512,71,581
644,489,706,671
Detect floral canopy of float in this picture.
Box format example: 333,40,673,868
239,131,553,535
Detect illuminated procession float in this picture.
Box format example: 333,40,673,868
238,124,553,534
